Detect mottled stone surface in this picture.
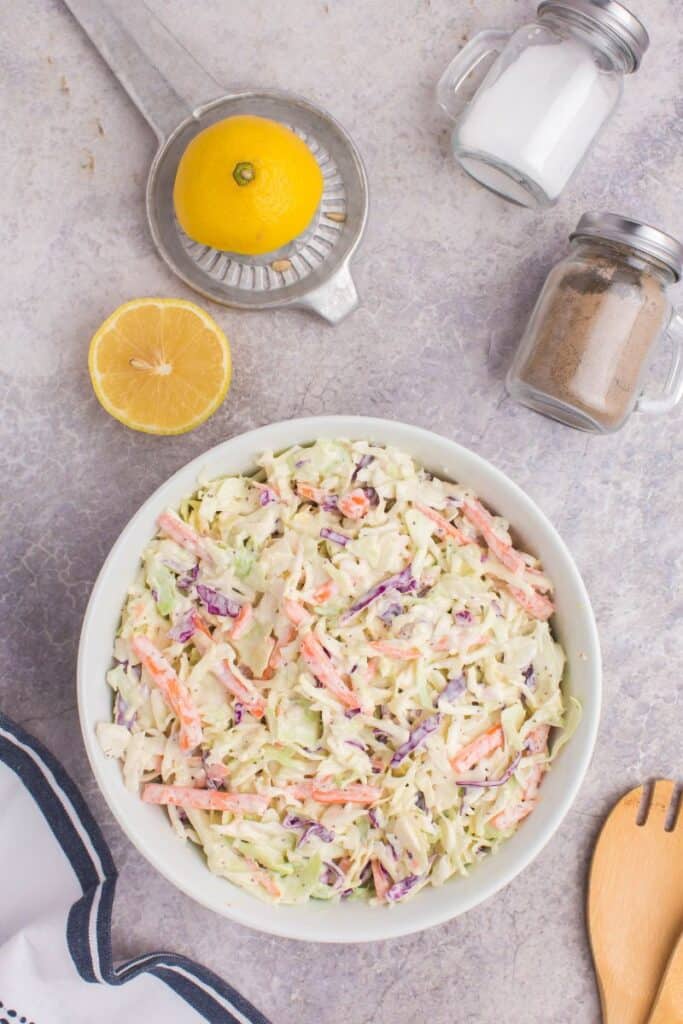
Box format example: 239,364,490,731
2,0,682,1021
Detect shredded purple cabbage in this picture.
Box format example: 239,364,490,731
294,458,309,468
345,708,361,719
390,714,440,766
176,563,199,592
233,702,244,724
454,752,522,789
368,808,381,829
259,487,278,506
415,791,427,812
454,609,473,624
167,607,197,643
283,814,334,844
359,861,372,885
437,674,466,706
373,729,388,744
386,874,420,902
114,694,136,729
362,486,380,507
379,602,402,625
341,565,416,622
351,453,374,482
386,838,399,860
321,860,345,887
196,584,241,618
445,495,462,506
523,664,536,689
321,494,339,512
161,555,194,574
320,527,350,547
345,739,366,752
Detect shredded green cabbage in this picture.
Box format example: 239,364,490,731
97,439,575,906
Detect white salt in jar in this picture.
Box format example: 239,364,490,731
437,0,648,207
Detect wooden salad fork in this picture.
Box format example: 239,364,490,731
588,780,683,1024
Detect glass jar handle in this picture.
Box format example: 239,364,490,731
436,30,512,120
637,311,683,415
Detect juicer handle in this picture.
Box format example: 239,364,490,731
60,0,222,140
436,30,511,120
637,311,683,415
297,262,359,325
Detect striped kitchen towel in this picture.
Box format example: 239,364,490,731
0,712,272,1024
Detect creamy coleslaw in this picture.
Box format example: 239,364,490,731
98,439,577,905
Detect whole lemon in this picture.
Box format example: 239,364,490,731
173,115,324,255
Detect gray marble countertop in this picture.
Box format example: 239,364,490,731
2,1,682,1021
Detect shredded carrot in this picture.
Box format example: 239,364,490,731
338,488,370,520
296,482,329,505
132,635,203,752
371,859,391,899
213,660,266,719
262,627,296,680
450,724,504,774
415,503,469,545
369,640,421,660
230,602,253,640
142,783,267,814
310,579,337,605
282,598,310,627
299,633,360,709
490,764,546,830
507,585,555,621
244,857,281,897
289,781,381,805
157,511,211,561
524,724,550,754
463,499,525,574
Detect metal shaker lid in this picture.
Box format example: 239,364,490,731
570,212,683,281
537,0,649,71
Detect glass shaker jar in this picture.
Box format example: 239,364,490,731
506,214,683,433
437,0,649,208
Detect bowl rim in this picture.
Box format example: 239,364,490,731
77,415,601,942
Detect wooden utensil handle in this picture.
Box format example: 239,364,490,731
646,931,683,1024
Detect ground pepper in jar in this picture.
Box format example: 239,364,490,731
506,214,683,433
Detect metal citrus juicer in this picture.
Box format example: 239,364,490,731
62,0,368,324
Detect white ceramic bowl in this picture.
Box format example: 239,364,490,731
78,416,601,942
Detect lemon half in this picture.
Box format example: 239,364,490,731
88,298,231,435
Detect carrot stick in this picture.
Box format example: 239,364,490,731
230,602,253,640
299,633,360,709
310,580,337,605
282,598,311,627
450,724,504,774
507,585,554,621
157,511,211,562
371,857,391,900
289,781,381,805
132,635,202,752
462,499,525,574
142,782,268,814
338,488,370,520
369,640,421,660
415,503,469,545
